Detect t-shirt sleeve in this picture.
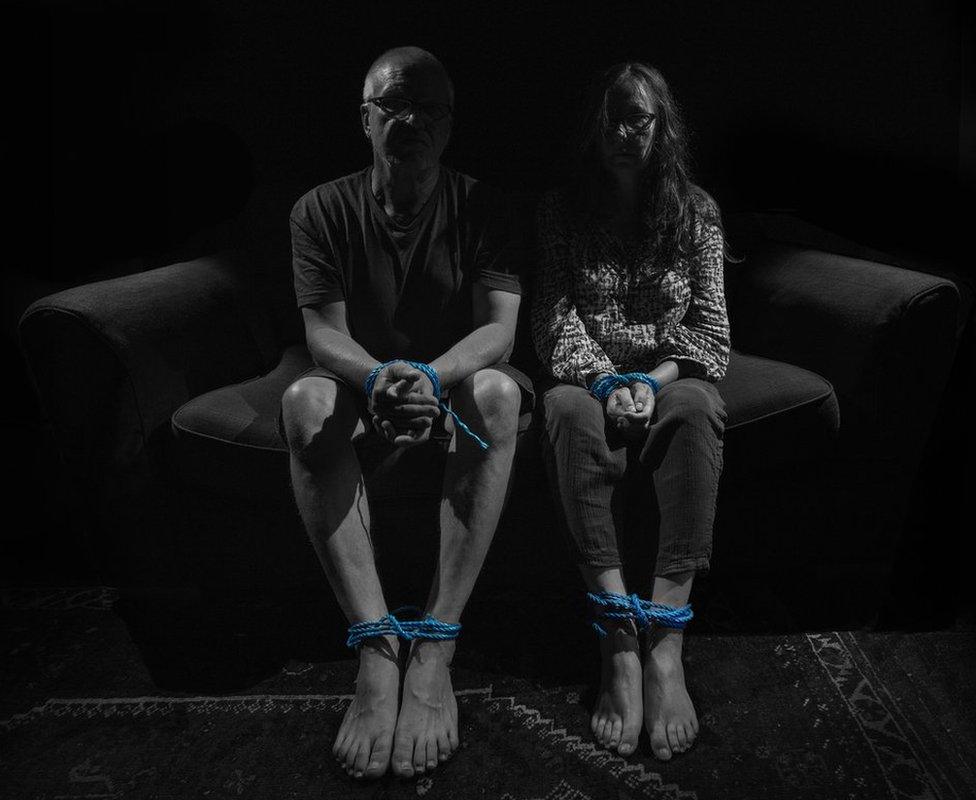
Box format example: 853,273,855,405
471,190,525,296
290,213,345,309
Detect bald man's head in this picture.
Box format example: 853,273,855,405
360,46,454,172
362,46,454,105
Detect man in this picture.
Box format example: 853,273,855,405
279,47,531,780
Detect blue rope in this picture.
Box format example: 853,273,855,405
589,373,623,402
365,359,489,450
589,372,660,402
586,591,693,636
346,606,462,649
619,372,660,395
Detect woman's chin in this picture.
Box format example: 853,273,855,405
604,157,644,176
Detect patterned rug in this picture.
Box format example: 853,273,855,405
1,588,974,800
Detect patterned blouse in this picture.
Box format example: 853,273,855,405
531,188,731,387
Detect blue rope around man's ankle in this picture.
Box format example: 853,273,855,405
365,359,489,450
345,606,462,649
586,591,693,636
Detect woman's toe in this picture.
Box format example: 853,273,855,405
608,718,623,748
650,724,672,760
618,730,638,756
666,722,682,753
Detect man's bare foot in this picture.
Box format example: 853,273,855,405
591,620,643,756
333,635,400,779
391,639,459,778
643,628,699,760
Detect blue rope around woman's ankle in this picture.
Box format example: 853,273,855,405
365,359,489,450
346,606,462,649
586,591,693,636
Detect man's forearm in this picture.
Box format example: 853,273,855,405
429,322,513,390
307,326,381,391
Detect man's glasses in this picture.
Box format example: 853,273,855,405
605,113,657,136
365,96,453,122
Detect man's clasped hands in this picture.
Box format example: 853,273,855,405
368,361,441,446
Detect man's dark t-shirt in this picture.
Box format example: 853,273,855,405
290,166,522,365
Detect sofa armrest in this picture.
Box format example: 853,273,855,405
19,254,276,467
728,242,960,463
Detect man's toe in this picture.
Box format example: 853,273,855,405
344,741,362,775
364,736,391,779
425,737,439,771
436,731,452,762
675,724,689,752
391,734,415,777
333,730,351,762
412,738,428,774
352,740,371,778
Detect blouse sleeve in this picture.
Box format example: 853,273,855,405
654,217,731,381
531,194,616,387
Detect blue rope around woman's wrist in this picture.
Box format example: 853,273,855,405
619,372,660,395
588,372,659,402
588,373,621,402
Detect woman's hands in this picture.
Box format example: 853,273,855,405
605,380,656,439
368,362,441,447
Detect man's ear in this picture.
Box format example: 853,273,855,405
360,104,371,139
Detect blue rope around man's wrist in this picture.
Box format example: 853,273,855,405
586,590,693,636
364,359,489,450
346,606,462,649
588,372,659,402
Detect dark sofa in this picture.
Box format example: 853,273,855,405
19,228,960,643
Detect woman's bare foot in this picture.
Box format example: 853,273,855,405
643,628,699,760
391,639,459,778
591,619,643,756
332,635,401,779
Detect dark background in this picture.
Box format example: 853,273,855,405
3,0,973,613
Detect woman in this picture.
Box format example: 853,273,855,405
531,62,730,761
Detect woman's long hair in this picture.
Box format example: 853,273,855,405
568,62,721,264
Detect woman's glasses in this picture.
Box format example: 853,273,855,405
604,113,657,136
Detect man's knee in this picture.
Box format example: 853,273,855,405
280,377,358,459
455,369,521,440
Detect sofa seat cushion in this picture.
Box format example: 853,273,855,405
171,344,535,499
717,350,840,468
171,345,838,499
170,345,307,498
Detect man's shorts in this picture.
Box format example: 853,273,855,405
278,361,535,452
